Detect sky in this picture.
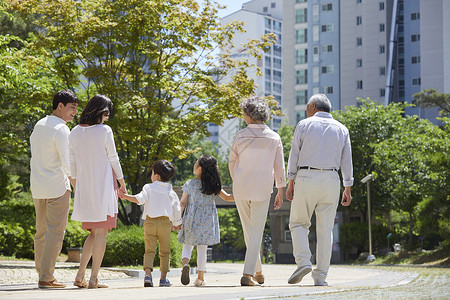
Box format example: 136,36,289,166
216,0,249,18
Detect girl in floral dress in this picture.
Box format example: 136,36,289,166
177,155,234,286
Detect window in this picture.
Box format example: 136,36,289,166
356,59,362,67
356,37,362,46
321,44,333,53
313,66,319,82
274,95,281,105
321,24,333,32
273,21,282,32
273,83,282,93
412,78,421,85
322,3,332,11
411,34,420,42
356,16,362,25
296,8,307,23
273,70,282,82
265,69,271,80
296,90,308,105
379,67,386,75
273,45,282,57
263,6,268,13
296,49,308,64
411,56,421,64
265,56,271,67
296,111,306,123
296,69,308,84
265,81,271,92
380,89,385,97
265,18,271,29
357,0,362,3
379,2,385,10
313,25,319,41
271,2,276,8
296,29,307,43
313,46,319,62
296,0,307,3
313,4,319,21
357,80,363,89
379,24,385,32
411,12,420,20
323,86,334,94
321,65,334,74
379,45,385,54
273,58,282,69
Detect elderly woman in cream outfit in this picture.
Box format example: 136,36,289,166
229,96,286,286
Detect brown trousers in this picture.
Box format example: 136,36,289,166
143,216,171,272
34,190,70,282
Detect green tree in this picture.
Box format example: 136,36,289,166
372,116,446,248
11,0,276,224
332,99,408,220
277,121,295,169
413,89,450,117
0,34,63,199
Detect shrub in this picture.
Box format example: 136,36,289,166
340,222,399,257
102,225,183,268
0,193,35,259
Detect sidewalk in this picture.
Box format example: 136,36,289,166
0,261,419,300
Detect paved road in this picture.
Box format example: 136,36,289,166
1,260,446,300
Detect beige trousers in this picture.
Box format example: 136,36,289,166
235,198,270,275
34,190,70,282
289,169,340,283
143,216,171,272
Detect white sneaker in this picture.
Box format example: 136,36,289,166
288,265,312,284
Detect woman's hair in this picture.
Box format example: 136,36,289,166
240,96,271,123
198,155,222,195
79,94,113,125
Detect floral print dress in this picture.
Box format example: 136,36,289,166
177,179,220,246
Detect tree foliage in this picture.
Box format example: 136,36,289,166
333,100,449,249
9,0,276,223
413,89,450,117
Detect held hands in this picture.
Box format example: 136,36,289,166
172,225,182,231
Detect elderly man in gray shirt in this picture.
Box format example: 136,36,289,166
286,93,353,286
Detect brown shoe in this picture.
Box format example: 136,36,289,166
253,274,265,284
38,279,66,288
240,276,255,286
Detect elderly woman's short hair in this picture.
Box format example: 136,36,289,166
240,96,271,123
307,94,332,112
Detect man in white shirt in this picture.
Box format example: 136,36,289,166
286,94,353,286
30,89,79,288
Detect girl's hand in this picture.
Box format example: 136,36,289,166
172,225,182,231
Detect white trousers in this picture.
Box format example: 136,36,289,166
235,198,270,275
182,245,208,271
289,169,340,283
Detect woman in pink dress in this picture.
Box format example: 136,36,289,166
69,95,126,289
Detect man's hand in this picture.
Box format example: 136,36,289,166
341,186,352,206
286,180,295,201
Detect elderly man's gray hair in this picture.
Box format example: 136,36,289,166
240,96,271,123
308,94,332,112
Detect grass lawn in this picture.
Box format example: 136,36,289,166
369,245,450,266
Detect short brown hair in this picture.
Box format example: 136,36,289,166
152,160,176,182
